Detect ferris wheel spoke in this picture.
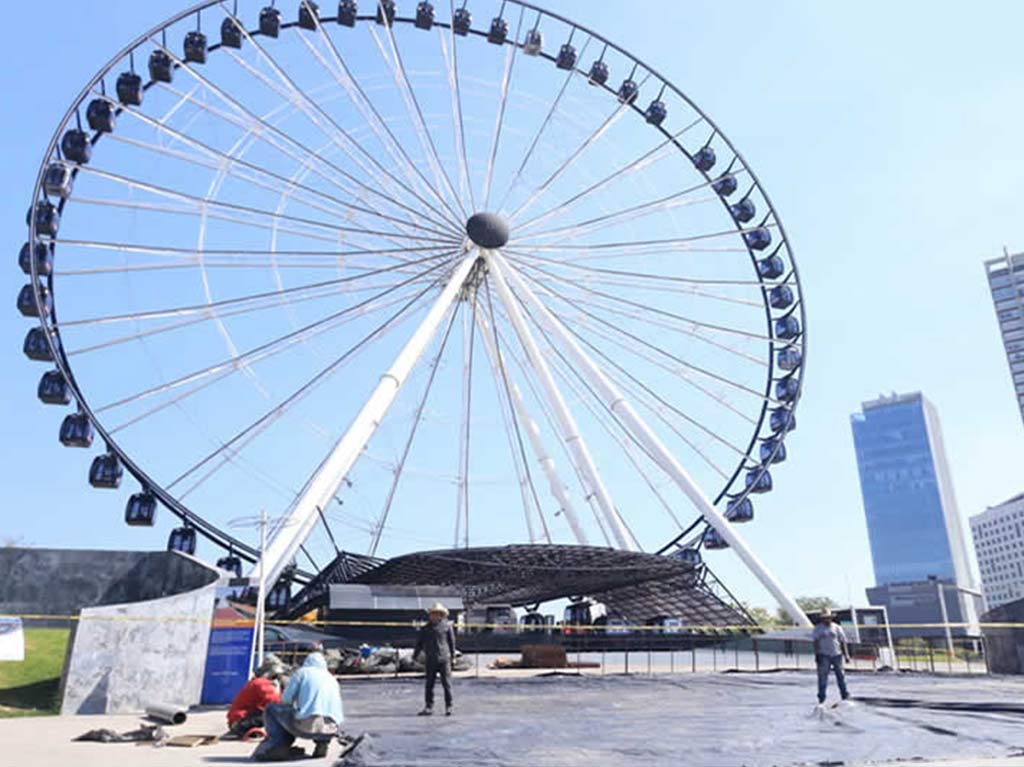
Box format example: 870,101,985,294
53,239,456,265
70,276,429,359
480,5,525,210
500,255,778,404
147,38,449,231
67,195,403,246
555,290,769,368
487,255,636,550
104,283,417,437
95,256,454,414
165,274,444,492
455,287,480,548
296,21,465,226
491,248,808,623
110,87,434,234
507,251,770,287
72,164,459,246
554,332,743,474
512,223,778,256
368,20,466,221
528,333,655,541
439,2,475,211
504,80,651,225
512,119,707,236
103,130,456,241
368,299,461,557
475,301,549,545
505,271,747,470
483,303,603,546
213,26,463,233
540,326,696,528
480,282,570,545
512,256,779,353
492,37,593,215
560,311,760,427
58,250,453,328
512,249,770,315
515,183,720,244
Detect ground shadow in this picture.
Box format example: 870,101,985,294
0,677,60,712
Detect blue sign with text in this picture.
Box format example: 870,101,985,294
201,625,254,705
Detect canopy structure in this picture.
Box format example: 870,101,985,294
288,545,753,628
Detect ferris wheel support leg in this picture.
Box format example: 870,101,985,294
485,251,636,551
492,251,812,628
475,310,588,546
253,252,479,589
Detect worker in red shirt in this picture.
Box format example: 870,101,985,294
227,657,286,737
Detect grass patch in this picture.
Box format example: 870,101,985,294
0,627,70,717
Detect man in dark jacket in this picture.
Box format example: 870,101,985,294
414,602,456,716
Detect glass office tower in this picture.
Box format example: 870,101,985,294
850,393,973,587
984,250,1024,429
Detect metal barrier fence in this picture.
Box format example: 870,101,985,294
4,614,1003,678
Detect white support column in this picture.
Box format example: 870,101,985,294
475,311,588,545
485,251,636,551
254,253,478,588
493,251,812,627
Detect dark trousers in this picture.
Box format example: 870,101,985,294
816,654,849,703
228,711,264,736
424,658,453,709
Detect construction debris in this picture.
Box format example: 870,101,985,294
73,724,167,743
324,645,471,675
165,734,219,748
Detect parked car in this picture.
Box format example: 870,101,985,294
263,624,349,664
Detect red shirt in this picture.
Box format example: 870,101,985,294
227,677,281,725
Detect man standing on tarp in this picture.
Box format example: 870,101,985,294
414,602,456,717
812,608,851,706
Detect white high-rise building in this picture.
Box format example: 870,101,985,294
970,492,1024,610
985,250,1024,428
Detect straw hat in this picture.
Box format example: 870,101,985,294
427,601,449,616
256,654,286,678
820,607,834,619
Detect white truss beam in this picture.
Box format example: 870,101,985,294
475,311,587,545
254,253,478,587
486,252,636,550
492,251,811,627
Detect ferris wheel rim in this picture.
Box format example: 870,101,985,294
22,0,808,569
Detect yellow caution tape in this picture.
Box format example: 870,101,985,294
5,614,1024,632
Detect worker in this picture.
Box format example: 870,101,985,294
252,652,345,761
812,608,851,705
414,601,456,716
226,656,284,737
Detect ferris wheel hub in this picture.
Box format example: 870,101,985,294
465,212,510,249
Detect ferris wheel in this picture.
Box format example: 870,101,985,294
18,0,808,619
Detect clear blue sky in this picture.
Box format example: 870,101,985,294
2,1,1022,612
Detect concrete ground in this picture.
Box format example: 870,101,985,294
1,670,1022,767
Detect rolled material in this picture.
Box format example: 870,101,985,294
145,703,187,725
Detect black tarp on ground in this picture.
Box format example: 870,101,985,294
337,671,1024,766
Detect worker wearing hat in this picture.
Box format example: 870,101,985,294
811,608,851,706
414,602,456,716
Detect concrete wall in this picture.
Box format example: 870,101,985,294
60,571,219,714
0,548,216,623
981,598,1024,675
0,547,222,714
866,579,972,639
